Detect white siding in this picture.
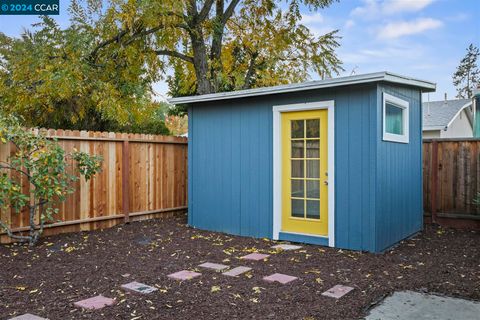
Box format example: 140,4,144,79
440,109,473,138
422,109,474,139
423,130,441,138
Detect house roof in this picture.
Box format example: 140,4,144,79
423,99,473,130
169,71,436,104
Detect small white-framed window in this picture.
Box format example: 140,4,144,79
382,93,409,143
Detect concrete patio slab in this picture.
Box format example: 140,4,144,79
263,273,298,284
9,314,47,320
198,262,229,271
365,290,480,320
74,295,115,310
121,281,158,294
167,270,201,281
322,285,354,299
271,244,302,251
223,266,252,277
240,253,270,261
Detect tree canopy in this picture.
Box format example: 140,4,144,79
0,0,343,127
0,16,169,133
453,44,480,99
82,0,343,96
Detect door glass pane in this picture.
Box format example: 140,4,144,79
385,103,403,135
306,180,320,199
306,160,320,178
291,199,304,218
291,140,304,158
306,119,320,138
306,200,320,219
291,160,304,178
291,120,304,138
291,179,304,198
306,140,319,158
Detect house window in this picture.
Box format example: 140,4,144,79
383,93,409,143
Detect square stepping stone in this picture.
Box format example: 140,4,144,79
74,295,115,310
198,262,229,271
240,253,270,261
223,266,252,277
321,284,354,299
263,273,298,284
9,314,47,320
167,270,201,281
121,281,158,294
271,244,303,251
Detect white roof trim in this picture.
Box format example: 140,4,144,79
445,101,473,129
423,126,445,131
169,71,436,104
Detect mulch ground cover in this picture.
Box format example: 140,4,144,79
1,214,479,320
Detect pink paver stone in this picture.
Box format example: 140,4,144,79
9,314,47,320
121,281,158,294
321,284,354,299
167,270,201,280
271,244,302,251
74,295,115,310
223,266,252,277
240,253,270,261
263,273,298,284
198,262,229,271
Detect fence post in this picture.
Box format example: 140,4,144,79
431,140,438,223
122,140,130,224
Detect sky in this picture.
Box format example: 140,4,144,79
0,0,478,101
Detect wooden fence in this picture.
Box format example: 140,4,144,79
423,138,480,228
0,129,188,243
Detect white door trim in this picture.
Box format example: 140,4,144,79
272,100,335,247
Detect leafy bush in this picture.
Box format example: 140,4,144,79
0,114,102,245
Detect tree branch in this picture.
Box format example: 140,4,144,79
222,0,241,24
89,29,129,61
243,51,258,89
198,0,215,22
154,50,194,63
0,220,29,242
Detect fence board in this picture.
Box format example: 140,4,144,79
424,139,480,216
0,129,188,243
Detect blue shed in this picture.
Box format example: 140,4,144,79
169,72,436,253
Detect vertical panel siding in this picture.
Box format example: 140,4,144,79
375,84,423,251
326,87,377,252
189,86,379,250
189,100,272,237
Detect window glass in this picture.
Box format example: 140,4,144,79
306,119,320,138
306,200,320,219
291,120,304,138
291,180,304,198
385,103,403,135
306,180,320,199
306,140,319,158
291,160,304,178
306,160,320,178
291,199,304,218
291,140,304,158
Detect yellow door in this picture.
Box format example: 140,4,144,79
281,110,328,236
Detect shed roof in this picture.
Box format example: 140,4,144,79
422,99,473,130
169,71,436,104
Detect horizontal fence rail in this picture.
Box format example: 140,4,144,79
0,129,188,243
423,138,480,224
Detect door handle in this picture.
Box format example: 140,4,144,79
323,180,328,185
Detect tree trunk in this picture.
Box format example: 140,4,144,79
190,28,212,94
209,0,225,92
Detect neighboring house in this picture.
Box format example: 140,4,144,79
423,99,474,138
170,71,436,253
